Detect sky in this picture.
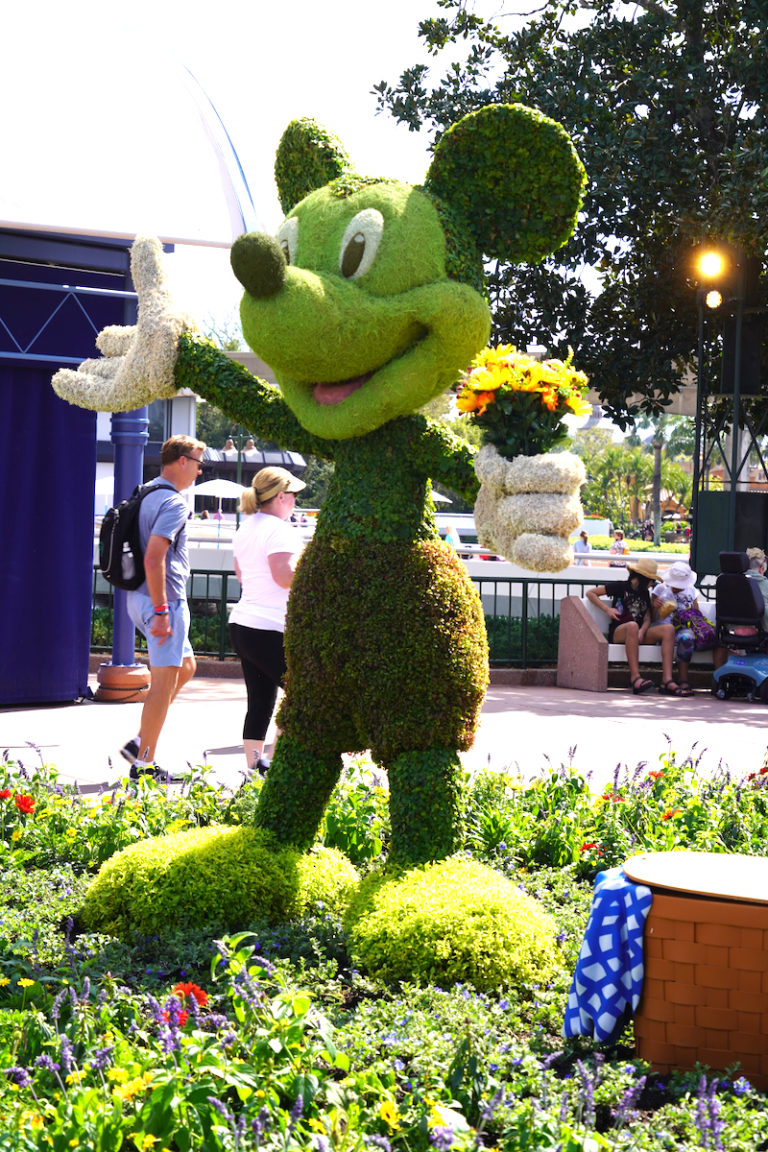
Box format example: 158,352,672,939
4,0,622,437
4,0,473,327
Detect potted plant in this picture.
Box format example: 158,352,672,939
457,344,590,570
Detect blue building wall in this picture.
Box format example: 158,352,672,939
0,230,135,705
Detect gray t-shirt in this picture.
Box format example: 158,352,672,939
136,479,190,601
747,570,768,630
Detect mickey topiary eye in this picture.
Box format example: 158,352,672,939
339,209,384,279
276,216,298,265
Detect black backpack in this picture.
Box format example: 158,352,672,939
99,483,178,590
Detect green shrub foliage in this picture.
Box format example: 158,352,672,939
345,856,561,991
80,825,359,938
274,117,353,214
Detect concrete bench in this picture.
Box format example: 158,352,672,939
557,595,716,692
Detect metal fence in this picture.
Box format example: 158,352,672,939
91,565,716,668
91,567,612,667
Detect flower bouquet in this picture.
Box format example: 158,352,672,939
457,344,589,571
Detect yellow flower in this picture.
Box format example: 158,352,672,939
456,390,479,414
113,1072,154,1102
107,1066,129,1083
566,393,593,418
11,829,22,842
379,1099,400,1130
66,1071,84,1086
0,976,11,987
19,1111,44,1130
17,978,35,988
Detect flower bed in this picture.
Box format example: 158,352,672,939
2,750,768,1149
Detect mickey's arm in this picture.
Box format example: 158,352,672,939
174,331,323,458
412,415,479,505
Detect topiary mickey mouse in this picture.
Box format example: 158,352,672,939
55,105,585,941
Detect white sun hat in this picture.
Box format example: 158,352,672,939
662,560,697,590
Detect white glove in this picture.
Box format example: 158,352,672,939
474,445,586,572
52,236,195,412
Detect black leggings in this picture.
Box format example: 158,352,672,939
229,623,287,741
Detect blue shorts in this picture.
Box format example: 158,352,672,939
127,593,193,668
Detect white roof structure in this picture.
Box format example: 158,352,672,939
1,50,259,248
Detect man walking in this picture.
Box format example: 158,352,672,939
121,434,205,779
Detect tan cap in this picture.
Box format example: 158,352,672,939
627,556,658,581
253,466,306,504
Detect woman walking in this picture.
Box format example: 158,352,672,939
229,467,306,773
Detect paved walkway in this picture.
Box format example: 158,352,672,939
3,672,768,793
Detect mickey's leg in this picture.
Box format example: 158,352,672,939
253,731,343,851
385,747,466,868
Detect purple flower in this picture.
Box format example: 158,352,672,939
288,1094,304,1131
58,1035,73,1077
34,1055,60,1074
4,1065,32,1089
207,1096,233,1123
612,1075,646,1125
89,1046,113,1073
51,988,68,1022
252,1107,272,1138
364,1138,391,1152
480,1088,504,1123
429,1125,454,1150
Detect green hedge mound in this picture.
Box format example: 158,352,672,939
345,856,561,992
80,825,359,938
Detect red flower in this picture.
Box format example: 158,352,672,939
602,793,626,803
162,1008,189,1027
760,766,768,775
173,981,209,1007
647,770,665,780
14,793,35,814
662,809,682,821
0,789,11,800
580,842,604,855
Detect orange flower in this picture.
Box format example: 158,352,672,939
540,387,559,412
662,809,682,821
14,794,35,815
475,391,498,416
173,981,209,1007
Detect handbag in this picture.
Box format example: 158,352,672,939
672,606,716,649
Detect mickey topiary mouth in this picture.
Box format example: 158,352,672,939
312,372,373,406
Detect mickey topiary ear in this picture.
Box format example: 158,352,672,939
274,119,357,214
424,104,587,266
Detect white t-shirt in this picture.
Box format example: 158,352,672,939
229,513,301,631
652,583,696,619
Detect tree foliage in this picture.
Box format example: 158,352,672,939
375,0,768,425
572,428,691,525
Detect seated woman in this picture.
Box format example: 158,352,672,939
651,560,717,697
586,557,679,695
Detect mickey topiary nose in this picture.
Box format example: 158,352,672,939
230,232,286,299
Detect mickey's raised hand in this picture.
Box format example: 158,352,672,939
52,236,195,412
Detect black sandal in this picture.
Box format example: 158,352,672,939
678,682,694,697
631,676,654,694
659,679,683,696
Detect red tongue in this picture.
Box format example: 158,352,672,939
313,375,369,406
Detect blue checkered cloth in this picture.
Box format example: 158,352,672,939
562,865,653,1044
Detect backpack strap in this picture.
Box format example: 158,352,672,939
136,481,186,552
